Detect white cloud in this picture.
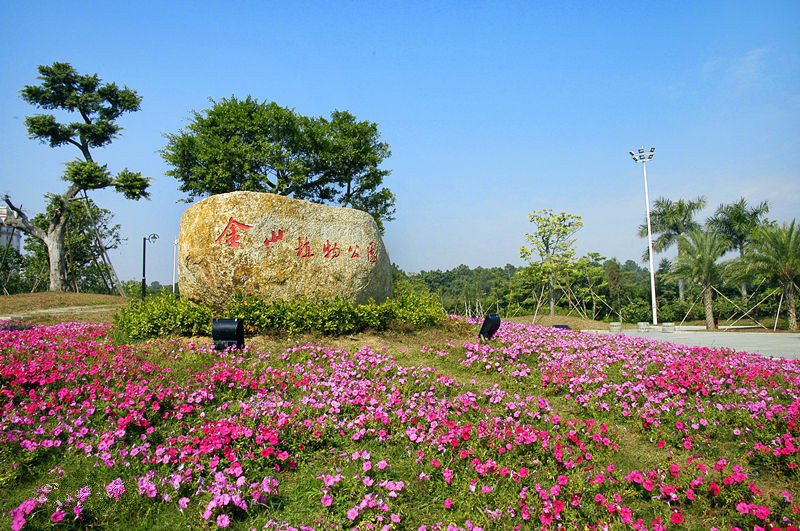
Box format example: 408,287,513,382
728,47,769,90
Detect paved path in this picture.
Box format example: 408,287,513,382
588,328,800,361
0,304,122,321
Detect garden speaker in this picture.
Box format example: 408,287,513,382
552,324,572,330
478,314,501,340
212,318,244,350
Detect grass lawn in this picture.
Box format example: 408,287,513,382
0,300,798,529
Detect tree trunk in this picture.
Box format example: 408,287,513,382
703,285,715,331
44,219,68,291
677,242,685,301
739,248,748,299
548,273,555,316
785,280,797,332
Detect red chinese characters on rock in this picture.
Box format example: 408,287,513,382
264,230,284,246
367,241,378,264
296,237,315,258
323,240,341,259
215,218,253,248
213,224,378,264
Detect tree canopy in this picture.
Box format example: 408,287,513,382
673,229,729,330
520,209,583,316
161,96,395,232
3,62,150,292
746,220,800,331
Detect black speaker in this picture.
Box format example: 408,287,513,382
212,318,244,350
552,324,572,330
478,314,501,340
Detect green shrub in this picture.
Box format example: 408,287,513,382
113,293,213,340
113,287,445,340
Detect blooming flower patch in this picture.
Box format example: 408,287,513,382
0,319,798,529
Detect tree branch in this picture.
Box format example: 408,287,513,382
2,194,47,241
284,174,332,197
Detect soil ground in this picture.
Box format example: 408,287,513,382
0,292,129,325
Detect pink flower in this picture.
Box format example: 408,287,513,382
376,460,388,470
50,510,65,523
216,514,230,527
443,468,454,484
444,498,453,509
347,507,359,520
670,512,683,524
736,501,750,514
321,493,332,507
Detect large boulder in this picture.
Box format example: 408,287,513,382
177,192,391,307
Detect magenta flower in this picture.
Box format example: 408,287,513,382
216,513,230,527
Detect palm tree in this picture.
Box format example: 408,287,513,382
746,220,800,331
672,229,729,330
707,198,769,298
639,196,707,301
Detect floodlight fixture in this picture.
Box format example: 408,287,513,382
478,314,501,341
212,318,244,350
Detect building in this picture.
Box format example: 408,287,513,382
0,207,22,252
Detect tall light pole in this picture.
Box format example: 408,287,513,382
630,147,658,325
142,233,159,300
172,238,178,295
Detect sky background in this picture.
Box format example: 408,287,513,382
1,1,798,285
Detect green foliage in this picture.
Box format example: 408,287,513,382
658,299,704,323
520,209,583,267
746,219,800,330
17,197,121,294
5,61,150,292
113,288,445,340
21,62,142,155
64,160,113,189
113,293,214,340
161,96,395,232
707,198,770,256
520,209,583,315
638,196,707,259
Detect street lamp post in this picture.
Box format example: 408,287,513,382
172,238,178,295
630,147,658,326
142,233,159,300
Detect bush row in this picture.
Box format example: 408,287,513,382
113,284,445,340
619,295,786,324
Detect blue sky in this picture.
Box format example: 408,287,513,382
1,2,798,285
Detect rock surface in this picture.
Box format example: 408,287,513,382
178,192,391,307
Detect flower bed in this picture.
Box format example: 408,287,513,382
1,320,798,529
